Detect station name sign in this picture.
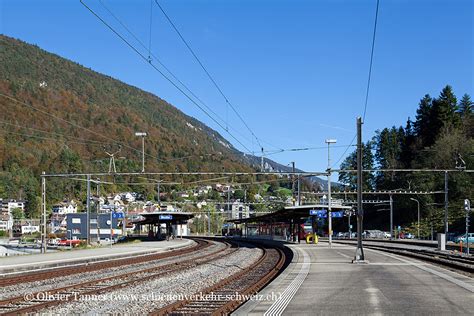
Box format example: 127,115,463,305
309,210,344,218
159,214,173,220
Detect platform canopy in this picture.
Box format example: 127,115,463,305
228,204,353,224
133,211,194,225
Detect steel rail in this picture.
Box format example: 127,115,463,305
151,239,287,315
0,239,236,315
0,239,207,286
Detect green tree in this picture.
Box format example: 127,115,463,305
430,85,460,136
414,94,434,147
11,207,24,219
338,141,375,190
458,93,473,118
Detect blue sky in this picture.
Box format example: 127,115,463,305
1,0,472,173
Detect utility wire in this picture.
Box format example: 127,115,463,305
0,120,108,145
154,0,263,149
362,0,380,122
331,0,380,169
264,144,354,157
331,134,357,169
148,0,153,61
0,92,166,163
96,0,257,149
82,0,253,154
0,127,106,146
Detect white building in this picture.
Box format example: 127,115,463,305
230,201,250,220
120,192,135,203
52,200,78,214
0,215,12,232
21,224,40,234
0,199,25,233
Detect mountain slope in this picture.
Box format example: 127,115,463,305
0,35,260,174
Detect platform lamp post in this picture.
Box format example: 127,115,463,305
326,138,337,248
135,132,147,173
410,198,420,239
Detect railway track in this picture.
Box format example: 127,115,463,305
0,238,209,286
0,238,235,315
152,239,288,316
334,240,474,274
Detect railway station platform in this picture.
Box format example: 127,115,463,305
234,241,474,315
0,238,193,276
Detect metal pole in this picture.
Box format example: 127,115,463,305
410,198,420,239
141,136,145,173
207,207,211,236
417,200,420,239
157,182,161,204
354,117,365,261
292,162,296,206
96,179,100,242
110,205,113,248
465,199,471,255
444,171,449,235
466,212,470,255
297,175,301,206
327,142,333,248
389,194,393,240
41,171,47,254
86,174,91,245
348,213,351,238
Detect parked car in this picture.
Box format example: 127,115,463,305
383,232,391,238
401,233,415,239
58,239,81,247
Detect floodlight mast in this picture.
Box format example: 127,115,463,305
325,139,337,248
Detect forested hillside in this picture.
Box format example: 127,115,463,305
0,35,264,216
338,86,473,235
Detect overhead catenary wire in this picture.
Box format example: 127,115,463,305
0,92,162,161
263,144,355,157
81,0,254,154
96,0,256,149
154,0,264,150
0,120,108,145
362,0,380,122
0,128,107,147
330,0,380,169
148,0,153,61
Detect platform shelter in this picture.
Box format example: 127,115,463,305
228,204,352,242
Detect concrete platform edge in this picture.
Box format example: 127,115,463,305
232,242,300,316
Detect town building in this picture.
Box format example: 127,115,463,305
0,199,26,235
52,200,78,214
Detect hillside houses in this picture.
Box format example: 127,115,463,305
0,199,25,234
52,200,78,214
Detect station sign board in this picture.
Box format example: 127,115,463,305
331,211,344,218
112,212,124,219
159,214,173,220
310,210,327,218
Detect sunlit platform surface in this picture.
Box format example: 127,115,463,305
234,241,474,315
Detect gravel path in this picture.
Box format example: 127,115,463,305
41,244,263,314
0,239,228,300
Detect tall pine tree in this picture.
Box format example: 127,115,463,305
414,94,434,147
458,93,473,117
